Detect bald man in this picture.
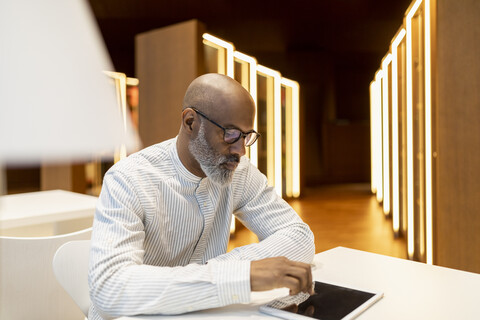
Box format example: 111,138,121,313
88,73,315,320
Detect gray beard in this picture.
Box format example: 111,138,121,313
188,124,239,186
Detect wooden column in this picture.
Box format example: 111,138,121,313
434,0,480,273
135,19,206,147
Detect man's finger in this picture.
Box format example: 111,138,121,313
282,275,301,295
286,265,311,293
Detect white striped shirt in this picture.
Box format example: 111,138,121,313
88,137,315,320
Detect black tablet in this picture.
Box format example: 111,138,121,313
259,280,383,320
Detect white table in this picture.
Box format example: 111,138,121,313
118,247,480,320
0,189,97,234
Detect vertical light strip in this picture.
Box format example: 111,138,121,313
291,81,300,197
257,73,275,187
374,70,384,203
424,0,433,265
234,51,258,167
257,65,282,196
281,78,300,198
369,81,377,194
283,85,293,197
104,71,128,161
202,33,235,78
382,54,392,216
406,0,423,259
391,29,407,233
104,71,127,128
118,74,128,160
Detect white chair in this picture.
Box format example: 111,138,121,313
52,239,92,318
0,227,92,320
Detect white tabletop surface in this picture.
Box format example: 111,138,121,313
118,246,480,320
0,189,97,229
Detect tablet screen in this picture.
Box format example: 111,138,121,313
259,281,383,320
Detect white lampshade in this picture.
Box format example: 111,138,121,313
0,0,141,164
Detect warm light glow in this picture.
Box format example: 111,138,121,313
374,71,384,203
281,78,300,198
406,0,423,258
257,65,282,196
234,51,258,168
382,54,392,216
202,33,235,78
104,71,129,162
104,71,127,128
391,29,406,234
369,81,377,194
292,81,301,198
368,81,377,193
424,0,433,265
126,77,139,86
283,84,293,197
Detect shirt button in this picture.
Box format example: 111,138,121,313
203,202,207,207
232,294,239,301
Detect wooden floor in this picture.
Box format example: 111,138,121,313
228,183,407,259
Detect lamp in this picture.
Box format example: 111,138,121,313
0,0,141,194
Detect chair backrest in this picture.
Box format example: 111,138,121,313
0,227,92,320
52,239,92,317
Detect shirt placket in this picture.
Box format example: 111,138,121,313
190,179,215,264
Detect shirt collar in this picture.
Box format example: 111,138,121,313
170,136,203,184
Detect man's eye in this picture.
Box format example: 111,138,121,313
225,130,240,138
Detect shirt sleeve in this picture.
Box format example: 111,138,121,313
88,171,251,319
211,163,315,264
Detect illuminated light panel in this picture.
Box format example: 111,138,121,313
104,71,128,162
234,51,258,168
391,29,406,233
374,70,384,203
257,65,282,196
406,0,423,259
126,77,139,86
382,54,392,216
282,83,293,197
281,78,300,198
369,81,377,194
202,33,235,78
424,0,433,265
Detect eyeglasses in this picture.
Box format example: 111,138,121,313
190,107,260,147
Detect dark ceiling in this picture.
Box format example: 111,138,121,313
88,0,413,185
89,0,411,80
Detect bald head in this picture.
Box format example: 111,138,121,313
182,73,255,116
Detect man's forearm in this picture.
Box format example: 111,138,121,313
211,223,315,263
89,260,251,318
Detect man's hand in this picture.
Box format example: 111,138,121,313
250,257,313,295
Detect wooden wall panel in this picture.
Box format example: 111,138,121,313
435,0,480,273
41,164,86,194
135,20,206,148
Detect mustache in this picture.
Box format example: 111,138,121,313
225,154,240,163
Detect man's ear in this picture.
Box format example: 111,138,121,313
181,108,195,133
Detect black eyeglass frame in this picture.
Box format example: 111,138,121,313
189,107,260,147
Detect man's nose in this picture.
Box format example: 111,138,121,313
229,138,246,157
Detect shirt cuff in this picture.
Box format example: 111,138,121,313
209,260,251,306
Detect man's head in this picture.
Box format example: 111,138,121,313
177,73,257,186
